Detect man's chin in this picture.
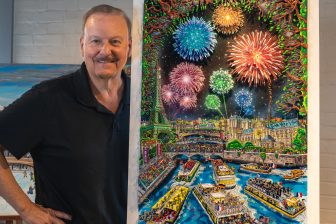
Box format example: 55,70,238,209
96,72,119,80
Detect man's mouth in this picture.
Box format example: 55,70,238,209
96,58,118,64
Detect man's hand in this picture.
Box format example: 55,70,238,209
0,146,71,224
20,202,72,224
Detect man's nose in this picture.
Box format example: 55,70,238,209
100,43,113,55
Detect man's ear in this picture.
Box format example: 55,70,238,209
80,35,84,58
127,39,132,58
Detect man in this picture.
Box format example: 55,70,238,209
0,4,131,224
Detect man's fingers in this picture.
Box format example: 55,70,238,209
52,209,72,220
50,215,65,224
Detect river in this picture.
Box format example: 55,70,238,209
139,160,307,224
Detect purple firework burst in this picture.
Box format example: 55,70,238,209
161,84,178,105
179,94,197,110
169,62,205,95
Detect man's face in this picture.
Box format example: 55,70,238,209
80,13,131,80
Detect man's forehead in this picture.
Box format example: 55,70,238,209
83,14,129,35
86,34,124,40
85,13,127,27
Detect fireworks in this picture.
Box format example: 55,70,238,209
243,105,255,116
209,69,234,95
179,94,197,110
227,30,285,86
162,63,204,110
234,88,252,109
169,62,205,95
212,6,244,35
205,94,221,110
161,84,177,104
173,16,217,61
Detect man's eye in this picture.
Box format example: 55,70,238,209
111,40,121,45
92,39,101,44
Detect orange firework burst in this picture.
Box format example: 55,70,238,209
212,6,244,35
227,30,285,86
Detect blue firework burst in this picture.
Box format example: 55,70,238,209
235,89,253,109
173,17,217,61
243,105,255,117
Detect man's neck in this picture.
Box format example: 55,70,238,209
88,74,124,113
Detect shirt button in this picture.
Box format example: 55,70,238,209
113,123,119,130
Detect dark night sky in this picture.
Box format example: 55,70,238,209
158,7,292,121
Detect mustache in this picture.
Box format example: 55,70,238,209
95,56,118,62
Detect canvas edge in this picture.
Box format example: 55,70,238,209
307,0,320,223
127,0,144,223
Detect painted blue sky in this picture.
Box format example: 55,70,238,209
0,64,80,107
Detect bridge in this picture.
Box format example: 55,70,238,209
178,131,222,139
6,156,33,167
165,152,224,160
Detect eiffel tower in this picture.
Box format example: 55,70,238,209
141,66,172,139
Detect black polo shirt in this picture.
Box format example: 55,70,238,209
0,63,130,224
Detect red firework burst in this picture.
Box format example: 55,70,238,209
227,30,284,86
169,62,205,95
161,84,178,105
179,94,197,110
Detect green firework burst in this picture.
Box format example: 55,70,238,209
209,69,234,95
205,94,221,111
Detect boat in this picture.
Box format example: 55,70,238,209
211,159,236,189
145,186,189,224
175,160,200,182
193,184,256,224
244,177,306,219
283,169,304,181
239,163,272,174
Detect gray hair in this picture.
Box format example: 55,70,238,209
82,4,131,38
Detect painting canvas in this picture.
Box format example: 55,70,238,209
0,64,80,219
133,1,315,223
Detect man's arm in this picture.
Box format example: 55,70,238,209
0,146,71,224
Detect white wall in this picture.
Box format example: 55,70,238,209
320,0,336,223
0,0,13,63
13,0,132,64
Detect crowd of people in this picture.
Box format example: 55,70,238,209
140,209,177,224
196,185,251,220
247,177,305,215
217,213,257,224
248,177,291,200
139,157,171,188
214,195,246,215
166,143,224,154
211,159,235,176
182,160,196,172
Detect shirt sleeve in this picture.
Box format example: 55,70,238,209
0,84,46,159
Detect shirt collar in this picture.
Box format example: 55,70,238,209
73,62,130,113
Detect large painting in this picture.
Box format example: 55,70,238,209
134,1,313,223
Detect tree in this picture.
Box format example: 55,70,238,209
149,146,157,159
292,128,307,153
244,141,255,151
227,139,243,151
260,152,267,163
